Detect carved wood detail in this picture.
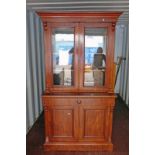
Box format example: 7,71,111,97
43,22,48,31
45,136,49,143
112,22,116,31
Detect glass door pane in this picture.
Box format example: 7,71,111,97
84,28,107,87
52,28,74,86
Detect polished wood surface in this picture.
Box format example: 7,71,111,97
42,95,115,151
37,12,122,23
38,12,121,151
47,98,78,142
78,98,114,143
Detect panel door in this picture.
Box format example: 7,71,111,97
48,98,78,142
78,98,112,142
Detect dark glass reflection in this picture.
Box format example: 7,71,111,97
84,28,107,87
52,28,74,86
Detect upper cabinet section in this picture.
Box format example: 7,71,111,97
37,12,122,94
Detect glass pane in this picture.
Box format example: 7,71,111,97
84,28,107,87
52,28,74,86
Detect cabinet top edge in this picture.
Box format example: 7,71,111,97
37,12,122,18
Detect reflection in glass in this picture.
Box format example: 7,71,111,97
52,28,74,86
84,28,107,87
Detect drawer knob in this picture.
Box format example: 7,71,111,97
77,100,81,104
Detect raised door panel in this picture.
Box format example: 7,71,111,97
84,109,105,137
47,98,78,142
53,109,73,137
79,97,114,142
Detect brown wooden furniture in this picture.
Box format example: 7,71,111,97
38,12,121,151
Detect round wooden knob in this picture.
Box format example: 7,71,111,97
77,100,81,104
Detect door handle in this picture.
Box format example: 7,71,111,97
77,100,81,104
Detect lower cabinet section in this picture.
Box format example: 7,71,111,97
42,95,115,151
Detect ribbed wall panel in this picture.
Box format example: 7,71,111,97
122,27,129,102
26,10,45,133
114,25,124,93
115,24,129,106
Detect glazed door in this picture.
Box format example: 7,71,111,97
48,98,79,142
78,98,109,142
45,23,79,93
78,23,114,92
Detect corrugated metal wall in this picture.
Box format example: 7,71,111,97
26,10,45,133
26,11,129,133
115,24,129,106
